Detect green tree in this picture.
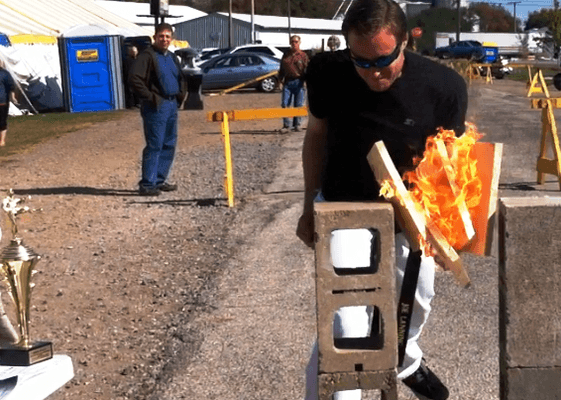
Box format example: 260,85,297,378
468,2,520,32
407,7,473,54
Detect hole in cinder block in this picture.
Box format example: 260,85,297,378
355,364,363,371
331,228,380,276
333,306,384,350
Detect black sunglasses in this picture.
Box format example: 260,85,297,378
350,43,402,69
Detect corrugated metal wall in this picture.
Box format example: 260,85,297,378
174,14,251,50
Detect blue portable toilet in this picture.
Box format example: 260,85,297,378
481,42,499,64
59,29,125,113
0,33,10,47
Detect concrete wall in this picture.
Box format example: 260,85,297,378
499,197,561,400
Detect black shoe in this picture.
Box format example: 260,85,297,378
139,187,161,196
402,359,449,400
157,182,178,192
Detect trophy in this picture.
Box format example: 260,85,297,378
0,190,52,366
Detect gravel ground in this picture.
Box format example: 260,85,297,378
0,77,554,400
0,91,296,400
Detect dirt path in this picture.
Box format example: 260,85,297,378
0,91,293,400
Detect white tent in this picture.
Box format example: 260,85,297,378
0,0,152,37
0,0,156,115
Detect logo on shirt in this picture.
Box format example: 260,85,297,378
403,118,416,127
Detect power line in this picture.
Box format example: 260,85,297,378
506,1,521,31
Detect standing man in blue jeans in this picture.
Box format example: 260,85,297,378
279,35,309,133
129,23,186,196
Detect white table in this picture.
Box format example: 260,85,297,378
0,355,73,400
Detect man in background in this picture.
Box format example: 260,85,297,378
124,45,139,109
129,23,186,196
278,35,309,133
0,62,16,147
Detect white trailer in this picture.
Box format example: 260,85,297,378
435,30,549,57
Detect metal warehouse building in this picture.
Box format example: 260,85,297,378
173,12,344,51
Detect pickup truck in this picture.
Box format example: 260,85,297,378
434,40,485,61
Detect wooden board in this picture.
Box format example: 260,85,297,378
435,139,475,248
367,141,471,287
461,142,503,255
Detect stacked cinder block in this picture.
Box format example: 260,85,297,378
499,197,561,400
314,202,398,400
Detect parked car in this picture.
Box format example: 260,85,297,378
225,44,285,60
434,40,485,61
199,52,280,92
194,47,231,66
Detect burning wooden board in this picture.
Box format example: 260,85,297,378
461,141,503,256
367,141,471,287
367,126,502,286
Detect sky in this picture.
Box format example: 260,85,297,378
487,0,554,25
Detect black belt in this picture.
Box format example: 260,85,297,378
162,95,177,101
397,249,422,367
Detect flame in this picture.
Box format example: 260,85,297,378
403,123,483,250
418,233,435,258
379,180,396,199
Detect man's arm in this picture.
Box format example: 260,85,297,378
296,113,328,247
129,52,158,106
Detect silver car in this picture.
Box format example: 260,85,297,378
199,52,280,92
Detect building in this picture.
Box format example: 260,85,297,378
174,12,344,51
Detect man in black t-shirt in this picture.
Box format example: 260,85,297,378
298,0,467,399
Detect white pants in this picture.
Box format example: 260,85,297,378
305,230,436,400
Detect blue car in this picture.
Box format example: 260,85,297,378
434,40,485,61
199,52,280,92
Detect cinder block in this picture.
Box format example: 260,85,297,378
314,202,397,374
502,367,561,400
318,369,397,399
499,197,561,399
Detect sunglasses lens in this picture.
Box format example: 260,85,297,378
351,44,401,69
375,56,393,68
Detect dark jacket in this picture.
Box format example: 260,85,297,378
128,46,186,108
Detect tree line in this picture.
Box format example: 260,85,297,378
133,0,561,52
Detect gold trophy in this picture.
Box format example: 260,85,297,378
0,190,52,366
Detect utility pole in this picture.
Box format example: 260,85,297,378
251,0,255,43
229,0,233,48
287,0,292,38
506,1,521,33
456,0,461,42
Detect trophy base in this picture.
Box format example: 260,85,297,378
0,341,53,366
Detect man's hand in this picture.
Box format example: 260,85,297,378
296,211,315,248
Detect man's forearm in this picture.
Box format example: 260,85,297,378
302,116,328,213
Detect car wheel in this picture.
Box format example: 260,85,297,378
493,71,505,79
554,73,561,90
472,50,485,62
259,77,277,93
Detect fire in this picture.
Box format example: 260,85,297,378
404,123,483,250
380,123,484,251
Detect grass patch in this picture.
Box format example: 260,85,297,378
0,110,127,158
505,68,529,83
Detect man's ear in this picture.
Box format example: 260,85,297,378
403,34,409,49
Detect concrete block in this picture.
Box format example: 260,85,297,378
499,197,561,399
502,367,561,400
318,369,397,398
314,202,397,374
